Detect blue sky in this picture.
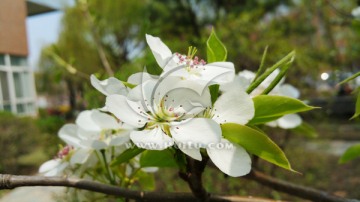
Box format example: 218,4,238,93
26,11,63,70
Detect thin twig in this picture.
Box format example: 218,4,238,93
245,170,360,202
79,0,114,76
0,174,279,202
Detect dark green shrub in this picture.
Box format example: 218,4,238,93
0,112,48,174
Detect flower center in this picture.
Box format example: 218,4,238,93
56,145,74,159
175,46,206,75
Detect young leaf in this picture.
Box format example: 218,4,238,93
249,95,316,125
111,146,144,166
122,81,137,89
140,149,177,168
339,144,360,164
254,46,269,81
221,123,295,172
247,51,295,94
206,29,227,63
261,62,291,95
338,71,360,85
350,90,360,120
291,122,318,138
209,84,220,105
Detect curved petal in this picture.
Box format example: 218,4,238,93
220,75,247,93
157,77,211,111
82,139,109,150
145,34,172,68
127,72,158,85
91,110,121,129
90,74,127,96
76,110,102,132
278,84,300,98
207,138,251,177
109,132,131,146
277,114,302,129
176,145,202,161
58,124,82,148
200,62,235,84
213,89,254,125
70,148,92,165
130,127,174,150
170,118,221,147
106,94,148,128
39,159,61,174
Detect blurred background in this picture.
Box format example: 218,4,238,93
0,0,360,201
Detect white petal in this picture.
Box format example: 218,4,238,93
127,72,158,85
238,70,256,81
130,127,174,150
177,145,202,161
70,148,92,165
106,95,148,127
170,118,221,147
39,159,61,173
207,138,251,177
91,110,121,129
58,124,82,148
277,114,302,129
213,89,254,125
109,132,131,146
157,77,212,111
220,75,247,93
82,139,109,150
90,74,127,96
76,110,102,132
145,34,172,68
278,84,300,98
200,62,235,84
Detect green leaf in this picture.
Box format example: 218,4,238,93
339,144,360,164
351,90,360,120
221,123,295,171
122,81,137,89
261,62,291,95
291,122,318,138
140,149,177,168
247,51,295,94
111,146,144,166
249,95,316,125
209,84,220,105
206,29,227,63
339,71,360,85
254,46,269,81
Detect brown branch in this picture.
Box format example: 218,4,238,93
179,155,210,201
245,170,360,202
0,174,279,202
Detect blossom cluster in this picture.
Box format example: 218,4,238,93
39,33,303,180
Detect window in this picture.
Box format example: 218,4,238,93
13,72,24,98
0,54,4,65
10,55,27,66
16,103,25,113
0,71,10,101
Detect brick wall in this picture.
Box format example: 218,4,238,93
0,0,28,56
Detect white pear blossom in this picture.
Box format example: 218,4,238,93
222,69,302,129
106,77,221,151
203,89,254,177
39,110,131,176
90,75,128,96
145,34,235,86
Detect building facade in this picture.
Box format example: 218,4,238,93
0,0,53,115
